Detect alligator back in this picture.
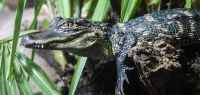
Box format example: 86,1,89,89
124,8,200,45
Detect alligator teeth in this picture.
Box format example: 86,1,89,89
31,44,45,48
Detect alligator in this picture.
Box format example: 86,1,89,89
21,8,200,95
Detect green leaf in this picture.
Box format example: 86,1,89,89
186,0,191,8
0,0,6,12
15,49,61,95
43,19,50,29
0,30,40,44
7,0,27,80
85,0,98,18
0,44,7,95
29,0,45,30
69,56,87,95
0,43,17,95
0,43,62,95
46,0,55,18
13,58,34,95
92,0,110,21
0,44,3,69
120,0,141,22
53,50,67,66
74,0,83,18
9,77,17,95
57,0,73,18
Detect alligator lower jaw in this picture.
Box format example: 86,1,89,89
23,40,68,49
23,43,51,49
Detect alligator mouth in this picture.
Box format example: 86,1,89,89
21,34,77,49
23,40,67,49
24,43,51,49
21,29,88,49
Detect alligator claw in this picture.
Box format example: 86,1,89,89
117,64,134,95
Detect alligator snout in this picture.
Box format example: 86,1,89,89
21,35,34,45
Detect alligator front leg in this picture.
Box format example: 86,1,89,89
116,35,135,95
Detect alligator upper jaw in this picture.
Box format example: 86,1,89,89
22,39,69,49
21,35,64,49
21,32,74,49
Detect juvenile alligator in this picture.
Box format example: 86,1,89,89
21,8,200,95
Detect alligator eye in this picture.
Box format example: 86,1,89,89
67,22,74,27
63,22,74,27
58,22,74,29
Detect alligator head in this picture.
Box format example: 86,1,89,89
21,17,114,60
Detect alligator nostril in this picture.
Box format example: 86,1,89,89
21,35,34,45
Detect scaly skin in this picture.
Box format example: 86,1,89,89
21,8,200,95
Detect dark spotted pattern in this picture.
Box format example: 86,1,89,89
108,8,200,95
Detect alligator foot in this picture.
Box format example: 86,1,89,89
117,64,134,95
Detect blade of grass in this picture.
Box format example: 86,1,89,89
57,0,73,18
91,0,110,21
46,0,55,18
2,42,62,94
0,44,3,69
29,0,45,30
120,0,141,22
53,50,67,67
13,59,34,95
0,43,15,95
81,0,93,13
43,19,50,29
0,0,6,12
33,0,38,29
7,76,17,95
11,77,17,95
185,0,191,8
4,41,15,94
0,30,40,44
57,1,64,17
74,0,83,18
0,44,7,95
85,0,98,18
28,0,42,80
3,75,16,95
12,45,61,95
68,57,87,95
13,47,61,95
7,0,27,80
